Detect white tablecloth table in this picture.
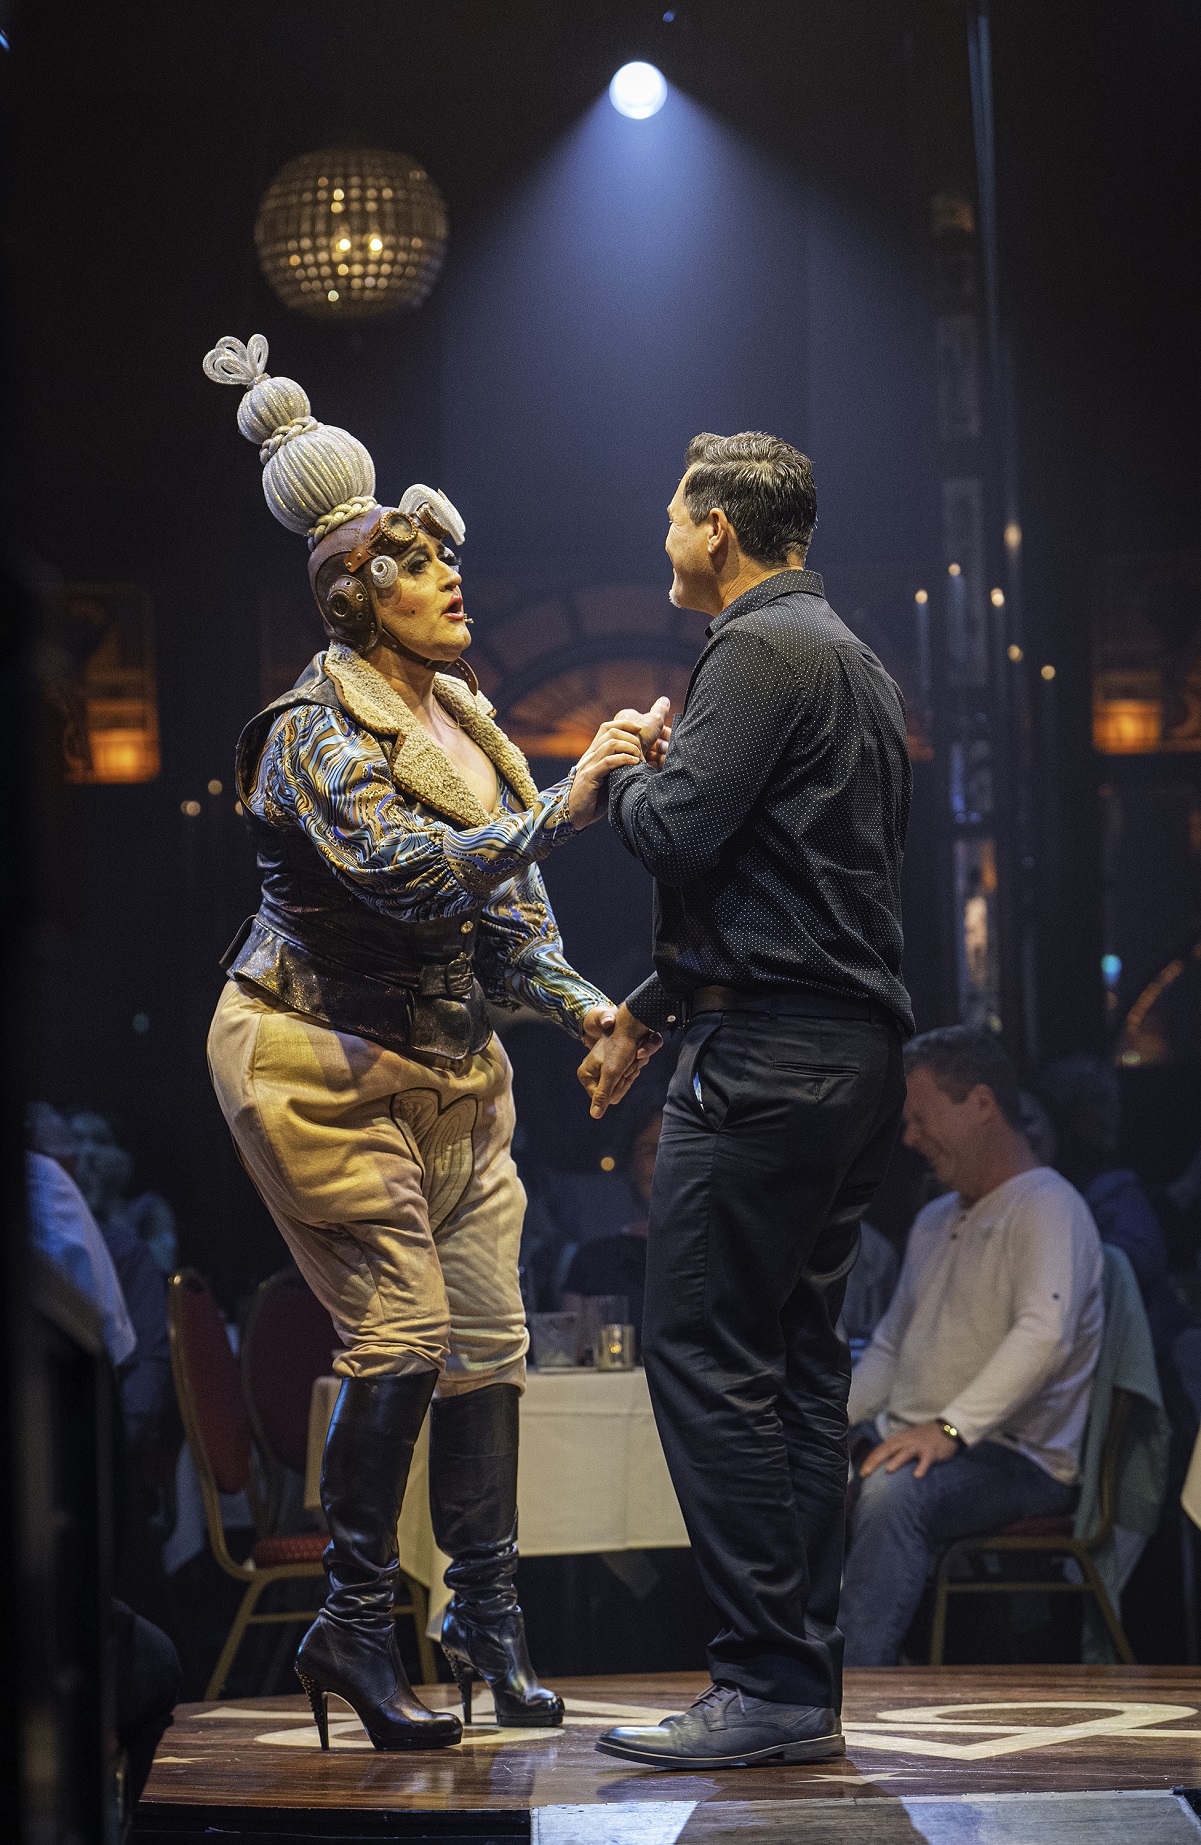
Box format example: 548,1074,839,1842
305,1368,689,1634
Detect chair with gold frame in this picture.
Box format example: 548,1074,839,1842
929,1386,1136,1665
168,1269,434,1698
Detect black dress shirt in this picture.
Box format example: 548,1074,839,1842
608,568,914,1036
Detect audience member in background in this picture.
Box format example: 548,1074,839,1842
25,1103,138,1371
841,1028,1103,1667
39,1108,175,1476
25,1107,181,1791
839,1222,899,1351
1018,1090,1057,1167
29,1104,177,1623
71,1109,179,1274
1166,1142,1201,1252
561,1095,663,1352
1039,1055,1188,1360
113,1596,181,1809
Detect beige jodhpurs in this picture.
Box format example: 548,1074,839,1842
207,978,528,1392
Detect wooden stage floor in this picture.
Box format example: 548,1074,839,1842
136,1666,1201,1842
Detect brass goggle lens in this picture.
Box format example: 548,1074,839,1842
342,504,455,576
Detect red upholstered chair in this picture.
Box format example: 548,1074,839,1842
168,1269,328,1699
241,1266,338,1496
240,1265,436,1686
928,1387,1135,1664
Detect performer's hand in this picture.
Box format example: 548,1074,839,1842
580,1004,617,1048
568,719,647,829
858,1420,960,1481
577,1003,661,1119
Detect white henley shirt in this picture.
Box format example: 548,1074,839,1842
847,1167,1103,1484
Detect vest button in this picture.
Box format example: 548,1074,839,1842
461,921,474,933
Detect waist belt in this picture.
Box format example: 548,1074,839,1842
687,983,883,1023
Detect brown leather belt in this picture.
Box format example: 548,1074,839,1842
687,983,881,1022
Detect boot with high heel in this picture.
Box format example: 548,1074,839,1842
430,1382,564,1728
295,1373,462,1753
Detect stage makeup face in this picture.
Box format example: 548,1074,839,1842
373,533,469,665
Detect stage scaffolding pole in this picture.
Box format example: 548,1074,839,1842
912,0,1037,1060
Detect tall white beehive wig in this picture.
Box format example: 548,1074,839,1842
202,334,379,547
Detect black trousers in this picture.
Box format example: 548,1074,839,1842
642,1002,905,1710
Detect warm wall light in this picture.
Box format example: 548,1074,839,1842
1093,699,1162,754
1004,522,1022,549
609,62,668,118
990,588,1005,606
1007,644,1023,662
1040,664,1056,681
60,583,160,784
914,589,929,605
255,148,448,321
948,562,961,576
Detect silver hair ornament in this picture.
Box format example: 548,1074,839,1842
202,333,378,543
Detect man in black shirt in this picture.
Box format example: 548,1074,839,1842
585,432,911,1769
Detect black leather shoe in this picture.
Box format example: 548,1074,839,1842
430,1384,564,1728
596,1684,845,1768
296,1375,462,1753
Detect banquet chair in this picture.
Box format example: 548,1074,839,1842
928,1386,1135,1665
168,1269,330,1698
240,1264,436,1686
241,1266,337,1524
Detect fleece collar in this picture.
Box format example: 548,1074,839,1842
323,642,538,828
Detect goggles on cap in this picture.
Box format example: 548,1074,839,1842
341,503,457,577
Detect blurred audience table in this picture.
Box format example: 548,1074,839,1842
305,1369,688,1632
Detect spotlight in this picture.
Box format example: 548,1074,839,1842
609,61,668,119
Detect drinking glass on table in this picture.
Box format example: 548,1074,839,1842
578,1295,629,1365
594,1322,637,1371
528,1311,579,1371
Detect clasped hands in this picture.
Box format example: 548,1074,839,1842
565,695,672,830
571,695,672,1118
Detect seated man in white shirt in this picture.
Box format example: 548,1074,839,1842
841,1026,1103,1667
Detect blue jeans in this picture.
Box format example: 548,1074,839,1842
840,1431,1077,1666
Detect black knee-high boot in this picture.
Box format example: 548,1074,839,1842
430,1383,564,1727
296,1375,462,1752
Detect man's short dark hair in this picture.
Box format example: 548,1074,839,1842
682,431,817,567
903,1026,1023,1129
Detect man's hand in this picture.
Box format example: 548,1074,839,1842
577,1002,661,1118
858,1420,961,1481
580,1005,616,1048
612,696,672,767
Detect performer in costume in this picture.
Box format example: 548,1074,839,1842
202,335,655,1752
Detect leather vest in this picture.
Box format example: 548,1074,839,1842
223,664,491,1066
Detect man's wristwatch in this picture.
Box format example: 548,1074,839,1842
940,1421,966,1451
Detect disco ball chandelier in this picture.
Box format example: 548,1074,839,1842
255,148,448,321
